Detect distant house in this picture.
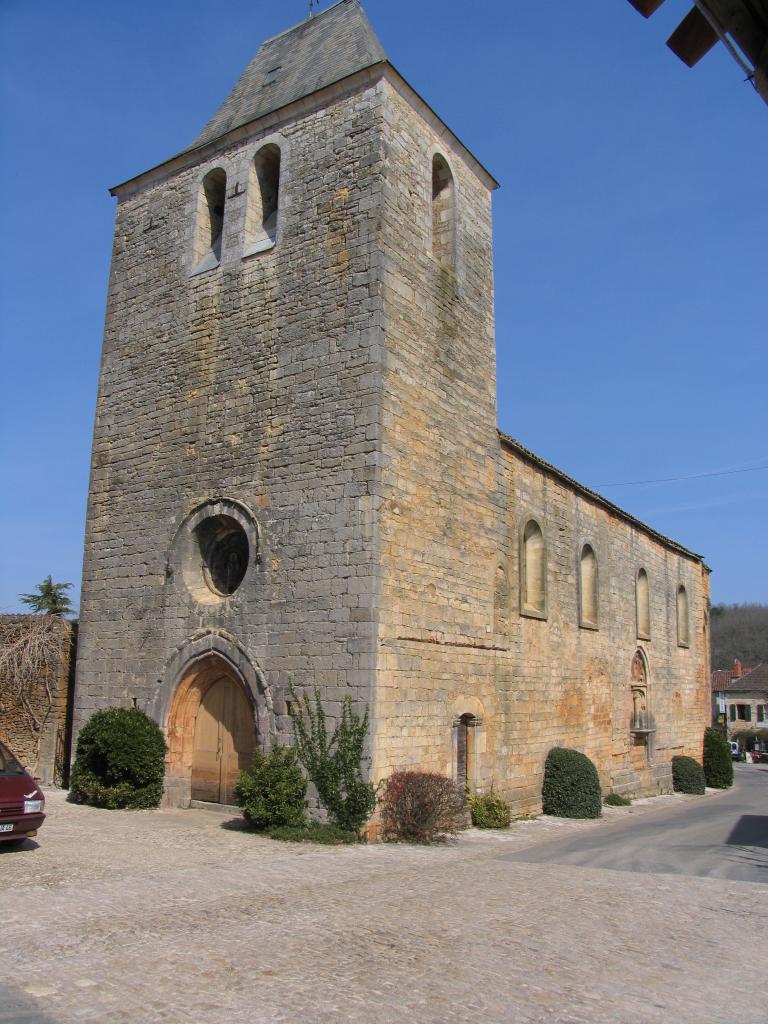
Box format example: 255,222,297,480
711,661,768,752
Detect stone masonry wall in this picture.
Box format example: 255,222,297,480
74,77,388,794
373,80,505,787
494,446,711,809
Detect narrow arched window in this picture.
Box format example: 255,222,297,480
521,519,546,618
193,168,227,275
579,544,598,628
677,585,690,647
636,569,650,639
431,153,455,264
245,143,281,256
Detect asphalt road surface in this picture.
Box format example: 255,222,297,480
503,763,768,882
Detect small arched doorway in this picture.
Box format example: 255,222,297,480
455,713,476,791
166,654,256,806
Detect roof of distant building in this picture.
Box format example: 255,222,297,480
712,662,767,694
712,668,736,690
185,0,387,154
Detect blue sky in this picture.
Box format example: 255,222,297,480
1,0,766,612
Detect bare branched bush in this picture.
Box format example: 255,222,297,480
380,770,467,843
0,616,71,769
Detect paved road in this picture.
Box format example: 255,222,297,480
504,764,768,881
0,779,765,1024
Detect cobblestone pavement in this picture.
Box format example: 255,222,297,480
0,786,764,1024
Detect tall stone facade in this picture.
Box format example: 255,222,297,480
75,0,710,813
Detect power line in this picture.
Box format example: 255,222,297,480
594,464,768,489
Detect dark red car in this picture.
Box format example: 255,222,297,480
0,740,45,847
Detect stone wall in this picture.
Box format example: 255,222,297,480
0,615,74,784
373,78,504,787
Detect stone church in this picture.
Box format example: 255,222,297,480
74,0,710,813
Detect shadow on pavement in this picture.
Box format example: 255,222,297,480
220,817,250,831
0,838,41,855
726,815,768,849
0,985,55,1023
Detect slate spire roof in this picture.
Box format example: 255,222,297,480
186,0,387,154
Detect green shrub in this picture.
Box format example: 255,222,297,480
234,745,307,831
672,755,705,795
604,793,631,807
267,822,359,845
292,691,377,834
69,707,166,809
470,791,511,829
541,747,602,819
703,728,733,788
380,770,467,843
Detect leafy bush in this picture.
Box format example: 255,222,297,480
267,822,359,845
703,728,733,789
672,755,705,795
379,770,467,843
470,791,511,829
604,793,631,807
541,747,602,819
234,746,306,831
69,707,166,809
292,691,377,834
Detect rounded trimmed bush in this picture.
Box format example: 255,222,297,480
671,754,705,795
69,708,167,809
380,770,467,843
703,728,734,789
234,745,307,831
470,791,511,829
542,747,602,819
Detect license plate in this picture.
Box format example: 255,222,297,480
0,824,14,833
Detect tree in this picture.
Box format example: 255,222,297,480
19,576,74,617
710,603,768,668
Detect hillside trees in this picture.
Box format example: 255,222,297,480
710,603,768,668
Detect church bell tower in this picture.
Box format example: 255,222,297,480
74,0,500,805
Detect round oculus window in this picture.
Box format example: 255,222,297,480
194,515,249,596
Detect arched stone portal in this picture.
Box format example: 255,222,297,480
166,653,257,807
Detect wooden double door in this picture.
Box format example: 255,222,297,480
191,675,255,804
